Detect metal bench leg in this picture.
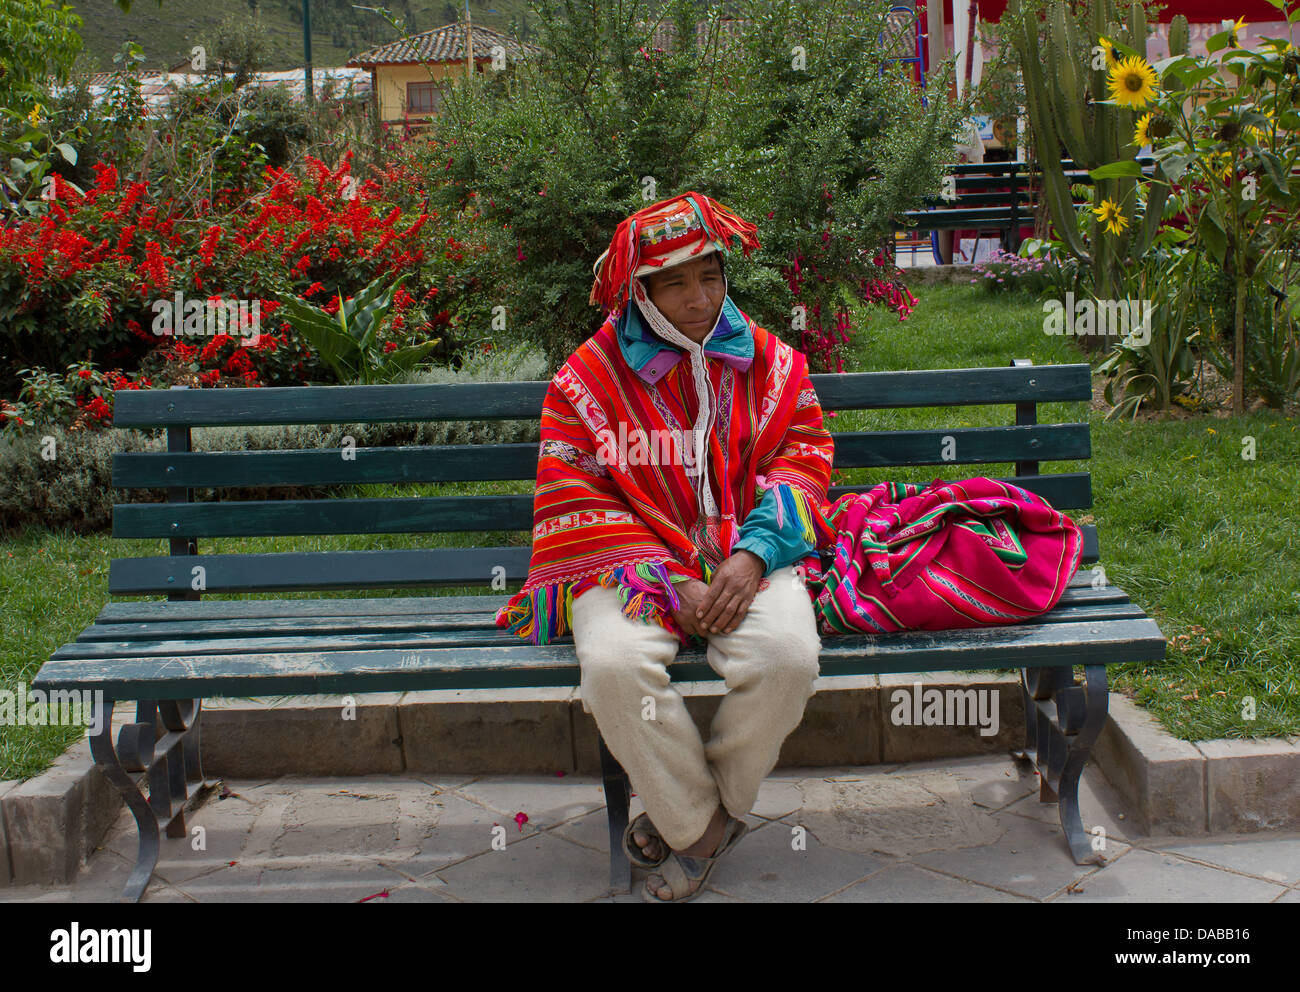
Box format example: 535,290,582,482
1019,665,1109,866
597,733,633,894
88,697,211,902
89,697,159,903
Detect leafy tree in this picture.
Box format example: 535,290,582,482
0,0,83,110
201,12,271,88
423,0,963,370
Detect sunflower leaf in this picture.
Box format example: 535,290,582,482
1090,160,1145,180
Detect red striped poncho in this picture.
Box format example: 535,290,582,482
496,311,836,644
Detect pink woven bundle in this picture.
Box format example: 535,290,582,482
809,477,1083,635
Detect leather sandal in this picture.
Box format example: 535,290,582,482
623,812,669,869
641,815,750,903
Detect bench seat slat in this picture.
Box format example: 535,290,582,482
92,568,1113,624
111,425,1091,490
54,603,1156,661
34,618,1167,697
71,598,1149,652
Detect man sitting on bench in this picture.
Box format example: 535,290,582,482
498,192,837,903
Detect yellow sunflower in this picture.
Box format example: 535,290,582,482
1227,16,1247,49
1133,112,1154,147
1092,198,1130,236
1108,55,1159,109
27,103,43,127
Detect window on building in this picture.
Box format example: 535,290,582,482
407,81,441,114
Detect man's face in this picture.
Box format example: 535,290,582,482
643,253,725,344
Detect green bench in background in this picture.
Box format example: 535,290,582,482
33,360,1166,901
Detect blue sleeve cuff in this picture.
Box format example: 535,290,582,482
735,485,816,576
732,535,776,570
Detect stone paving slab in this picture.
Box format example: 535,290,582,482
1148,836,1300,887
705,817,891,902
910,810,1132,901
4,754,1299,903
823,863,1033,903
1050,848,1290,903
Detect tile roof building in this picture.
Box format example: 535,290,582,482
348,22,539,131
348,22,536,68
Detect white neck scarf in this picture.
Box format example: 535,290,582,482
630,274,727,522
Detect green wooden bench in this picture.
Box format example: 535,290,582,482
900,159,1159,257
33,360,1166,901
901,162,1035,256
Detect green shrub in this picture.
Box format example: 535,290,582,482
0,426,163,533
0,343,547,533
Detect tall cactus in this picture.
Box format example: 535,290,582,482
1008,0,1188,324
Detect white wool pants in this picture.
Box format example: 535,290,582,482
572,566,822,850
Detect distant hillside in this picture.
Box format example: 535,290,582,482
66,0,535,72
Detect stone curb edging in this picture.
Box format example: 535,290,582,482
0,738,124,888
193,671,1027,777
1091,694,1300,835
2,677,1297,886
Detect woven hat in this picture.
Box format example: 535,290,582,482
589,191,760,312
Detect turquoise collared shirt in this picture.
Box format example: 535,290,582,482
615,295,814,575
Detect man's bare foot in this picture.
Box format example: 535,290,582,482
632,824,666,863
644,804,728,902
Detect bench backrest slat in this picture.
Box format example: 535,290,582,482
111,423,1090,490
108,525,1100,596
111,470,1093,542
112,365,1091,427
110,547,534,595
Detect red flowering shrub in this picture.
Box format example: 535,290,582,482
0,360,153,433
0,153,489,399
782,245,917,374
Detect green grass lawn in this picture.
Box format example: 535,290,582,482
2,280,1297,781
844,282,1299,744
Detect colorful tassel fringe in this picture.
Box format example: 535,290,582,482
495,561,690,645
774,483,837,549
